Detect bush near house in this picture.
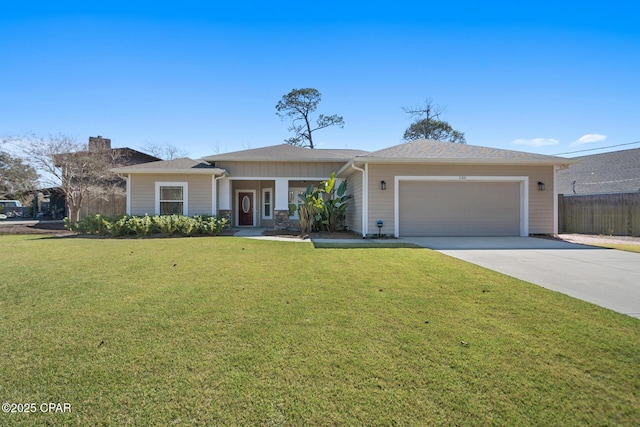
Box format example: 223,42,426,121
65,214,228,237
294,172,351,234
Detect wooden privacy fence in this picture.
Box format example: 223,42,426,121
558,193,640,236
79,193,126,219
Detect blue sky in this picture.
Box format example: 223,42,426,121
1,1,638,159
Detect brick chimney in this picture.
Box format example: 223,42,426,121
88,135,112,151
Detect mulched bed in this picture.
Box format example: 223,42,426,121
0,221,74,236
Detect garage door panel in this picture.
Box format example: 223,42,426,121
399,181,521,236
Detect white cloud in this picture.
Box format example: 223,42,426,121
512,138,560,147
571,134,607,146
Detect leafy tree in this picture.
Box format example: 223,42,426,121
5,133,125,224
0,150,38,198
403,99,466,143
276,88,344,149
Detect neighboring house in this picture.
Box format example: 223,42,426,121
555,148,640,236
84,135,162,168
55,135,161,168
112,139,573,237
55,136,162,218
556,148,640,195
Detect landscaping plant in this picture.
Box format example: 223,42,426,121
64,214,228,237
293,172,350,234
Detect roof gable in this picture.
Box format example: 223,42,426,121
203,144,368,162
358,139,571,165
112,158,226,174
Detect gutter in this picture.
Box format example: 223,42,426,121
351,157,578,166
351,163,367,238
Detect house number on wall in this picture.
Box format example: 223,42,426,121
459,176,467,180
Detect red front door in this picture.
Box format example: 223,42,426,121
238,192,254,226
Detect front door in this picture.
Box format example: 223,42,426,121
238,192,254,226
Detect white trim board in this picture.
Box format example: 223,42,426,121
227,176,325,181
126,174,131,215
262,187,273,220
393,176,529,237
155,181,189,216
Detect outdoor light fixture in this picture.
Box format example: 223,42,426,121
377,220,384,237
380,180,386,190
538,181,545,191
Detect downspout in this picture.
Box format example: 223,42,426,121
213,173,226,216
351,163,367,238
126,174,131,215
553,166,559,235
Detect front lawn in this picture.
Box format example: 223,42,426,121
1,235,638,426
590,243,640,254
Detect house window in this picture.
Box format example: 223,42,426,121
262,188,273,219
288,187,306,219
155,182,188,216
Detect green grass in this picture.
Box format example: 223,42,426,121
589,243,640,254
313,241,421,249
1,235,638,426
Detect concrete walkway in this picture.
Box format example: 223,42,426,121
232,228,311,242
403,237,640,318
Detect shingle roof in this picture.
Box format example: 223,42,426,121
203,144,368,162
556,148,640,195
355,139,572,165
112,158,226,174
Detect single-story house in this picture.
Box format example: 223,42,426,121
556,147,640,195
555,148,640,236
112,139,574,237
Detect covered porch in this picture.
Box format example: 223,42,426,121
216,177,326,229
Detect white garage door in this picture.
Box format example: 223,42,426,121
398,181,521,236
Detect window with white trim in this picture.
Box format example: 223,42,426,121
288,187,306,219
262,188,273,219
155,182,188,216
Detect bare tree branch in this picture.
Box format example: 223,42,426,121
402,99,466,144
141,142,189,160
0,150,38,198
6,133,126,224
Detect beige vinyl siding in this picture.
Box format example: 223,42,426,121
367,163,555,235
399,181,520,236
343,169,363,234
129,174,213,216
214,161,347,178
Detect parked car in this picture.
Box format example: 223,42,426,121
0,200,23,218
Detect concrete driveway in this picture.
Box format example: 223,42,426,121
402,237,640,319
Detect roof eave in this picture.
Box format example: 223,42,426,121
202,156,353,163
351,157,576,166
111,167,227,175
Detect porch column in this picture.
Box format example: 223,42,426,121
217,177,232,226
274,178,290,230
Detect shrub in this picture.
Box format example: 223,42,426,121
66,214,228,237
293,172,351,234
